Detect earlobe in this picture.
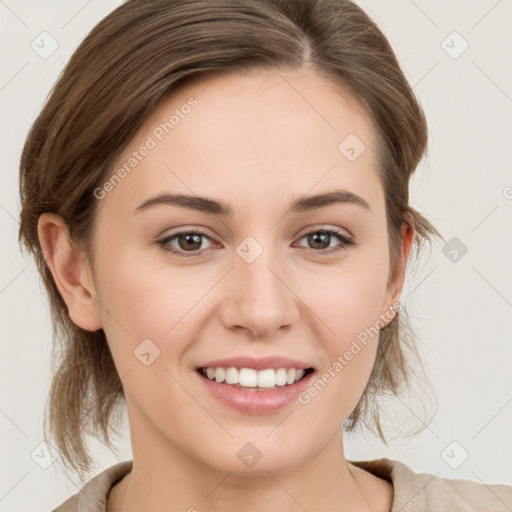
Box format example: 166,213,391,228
37,213,103,331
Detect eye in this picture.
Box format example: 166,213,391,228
294,228,355,254
157,227,355,258
157,230,217,258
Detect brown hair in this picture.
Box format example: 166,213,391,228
18,0,445,480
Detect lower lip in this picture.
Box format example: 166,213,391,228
195,369,315,414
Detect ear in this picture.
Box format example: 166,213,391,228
382,215,415,319
37,213,103,331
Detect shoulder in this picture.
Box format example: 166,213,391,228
51,460,133,512
349,457,512,511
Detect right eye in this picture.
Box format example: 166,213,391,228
157,229,218,258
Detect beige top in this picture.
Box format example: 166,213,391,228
51,457,512,511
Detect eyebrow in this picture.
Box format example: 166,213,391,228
134,188,371,217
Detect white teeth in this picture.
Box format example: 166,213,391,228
202,366,309,388
225,367,239,385
257,369,275,388
214,367,225,383
275,368,288,386
239,368,258,387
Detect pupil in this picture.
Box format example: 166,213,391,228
309,232,329,249
180,233,201,250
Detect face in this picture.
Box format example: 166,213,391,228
53,66,410,475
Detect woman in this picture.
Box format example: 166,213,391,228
18,0,512,510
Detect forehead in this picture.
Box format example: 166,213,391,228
97,66,383,220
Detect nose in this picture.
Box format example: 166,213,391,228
219,245,301,339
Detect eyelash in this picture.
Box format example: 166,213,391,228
157,228,355,258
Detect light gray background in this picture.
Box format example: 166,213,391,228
1,0,511,510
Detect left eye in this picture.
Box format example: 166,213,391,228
294,229,354,254
157,228,354,258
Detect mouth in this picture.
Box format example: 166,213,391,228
195,364,316,413
195,366,315,391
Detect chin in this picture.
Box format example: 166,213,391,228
200,440,306,477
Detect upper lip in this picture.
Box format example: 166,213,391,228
196,356,314,371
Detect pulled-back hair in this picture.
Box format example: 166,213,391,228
18,0,444,480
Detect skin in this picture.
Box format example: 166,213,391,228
39,65,413,512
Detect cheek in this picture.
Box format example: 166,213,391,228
305,254,389,344
300,253,389,399
92,249,210,425
93,243,213,365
